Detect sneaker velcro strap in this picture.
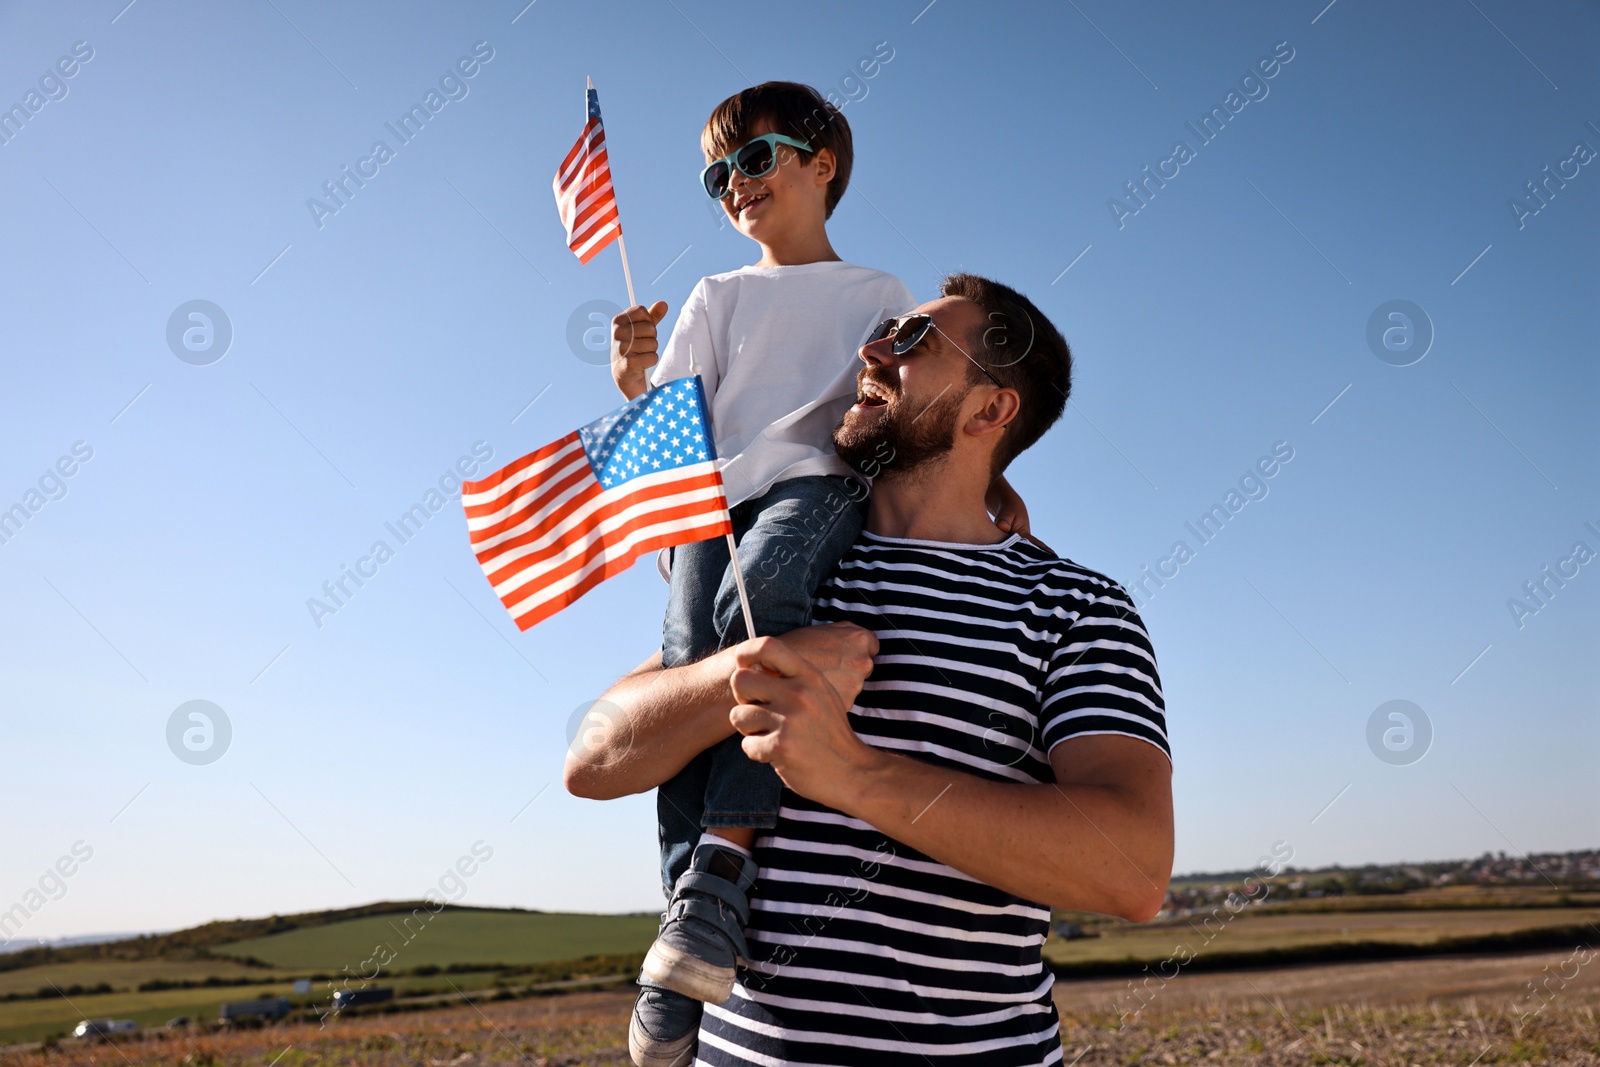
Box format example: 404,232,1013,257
672,894,750,960
677,869,751,922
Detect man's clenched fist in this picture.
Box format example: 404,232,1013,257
729,625,880,807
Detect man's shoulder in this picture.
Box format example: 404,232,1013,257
1010,539,1133,601
841,533,1138,617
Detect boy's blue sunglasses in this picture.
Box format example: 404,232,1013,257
700,133,814,200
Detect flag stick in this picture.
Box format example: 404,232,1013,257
616,234,639,308
685,343,756,639
588,77,640,308
724,532,758,641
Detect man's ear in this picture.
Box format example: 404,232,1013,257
965,386,1021,444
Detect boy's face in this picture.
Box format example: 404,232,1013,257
708,117,832,242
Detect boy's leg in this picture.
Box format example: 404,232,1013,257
635,535,746,1062
713,475,867,647
643,478,866,1004
655,534,742,896
706,826,757,850
702,475,867,829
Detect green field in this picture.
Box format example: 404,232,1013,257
1044,904,1600,969
0,909,658,1046
0,982,304,1044
210,909,660,970
4,892,1596,1049
0,957,295,998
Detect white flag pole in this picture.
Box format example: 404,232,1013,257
616,235,639,308
688,342,758,640
724,531,758,641
590,77,639,308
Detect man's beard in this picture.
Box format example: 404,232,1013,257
833,380,968,482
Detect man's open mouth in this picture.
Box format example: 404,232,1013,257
855,377,893,408
734,192,768,217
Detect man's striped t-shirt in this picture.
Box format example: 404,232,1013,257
696,531,1169,1067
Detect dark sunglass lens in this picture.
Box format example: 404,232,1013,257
737,138,775,177
868,318,895,344
704,161,730,198
892,316,928,354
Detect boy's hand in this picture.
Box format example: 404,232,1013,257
610,302,668,401
987,475,1055,554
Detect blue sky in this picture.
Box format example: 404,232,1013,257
1,0,1594,941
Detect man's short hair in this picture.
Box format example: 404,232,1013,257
702,82,853,219
941,273,1072,473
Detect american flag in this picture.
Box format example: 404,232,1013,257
463,376,732,630
552,87,622,264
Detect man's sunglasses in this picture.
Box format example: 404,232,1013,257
700,133,814,200
866,314,1005,389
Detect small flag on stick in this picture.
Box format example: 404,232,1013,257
463,376,733,630
554,84,623,262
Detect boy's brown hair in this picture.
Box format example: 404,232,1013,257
702,81,853,218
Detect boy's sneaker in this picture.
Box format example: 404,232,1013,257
628,979,701,1067
641,841,757,1003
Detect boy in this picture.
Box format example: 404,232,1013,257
608,82,1030,1066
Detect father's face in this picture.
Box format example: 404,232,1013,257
833,297,990,480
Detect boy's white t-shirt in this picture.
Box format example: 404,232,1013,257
649,261,915,507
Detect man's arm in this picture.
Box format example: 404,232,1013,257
729,637,1174,921
563,623,877,801
562,647,740,801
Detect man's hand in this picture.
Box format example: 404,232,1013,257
772,622,877,709
611,302,668,400
729,633,879,806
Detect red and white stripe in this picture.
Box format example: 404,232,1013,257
463,433,731,630
553,115,621,264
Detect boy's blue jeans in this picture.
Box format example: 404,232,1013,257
656,473,866,896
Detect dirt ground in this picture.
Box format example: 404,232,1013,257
8,950,1597,1066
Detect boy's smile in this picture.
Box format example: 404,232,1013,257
730,188,769,220
698,90,842,266
711,119,822,243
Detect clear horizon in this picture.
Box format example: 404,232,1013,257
1,0,1594,942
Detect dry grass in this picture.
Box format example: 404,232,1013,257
1057,998,1600,1066
11,951,1599,1066
5,989,637,1067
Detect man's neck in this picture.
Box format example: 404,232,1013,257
863,461,1008,545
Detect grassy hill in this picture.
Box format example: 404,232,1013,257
0,904,657,1046
0,901,478,973
3,861,1595,1047
210,909,660,970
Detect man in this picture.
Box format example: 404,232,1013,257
567,273,1173,1066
